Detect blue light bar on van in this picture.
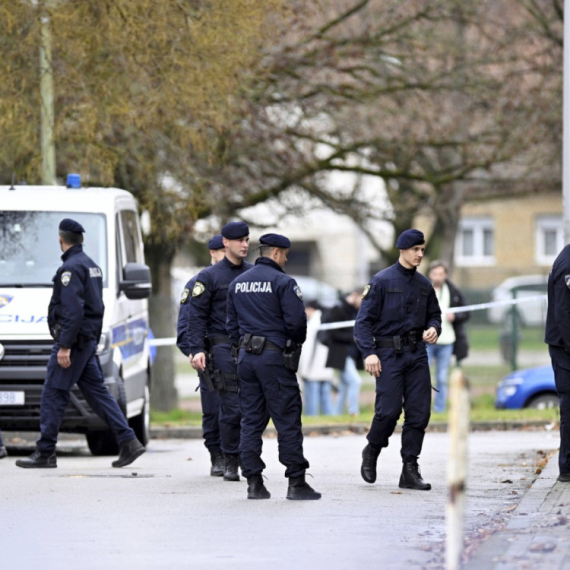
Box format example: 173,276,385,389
66,173,81,188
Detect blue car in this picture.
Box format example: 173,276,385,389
495,365,559,409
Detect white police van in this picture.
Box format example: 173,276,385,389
0,176,152,454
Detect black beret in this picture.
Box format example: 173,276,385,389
208,234,224,250
259,233,291,248
396,229,425,250
59,218,85,234
221,221,249,240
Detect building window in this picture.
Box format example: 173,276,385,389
455,217,495,266
536,215,563,265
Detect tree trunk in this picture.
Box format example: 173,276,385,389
145,242,178,412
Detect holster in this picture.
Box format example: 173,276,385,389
409,330,417,353
393,335,403,355
242,334,267,355
50,323,62,342
283,340,302,372
203,351,217,392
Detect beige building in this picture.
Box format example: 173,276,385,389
452,191,563,289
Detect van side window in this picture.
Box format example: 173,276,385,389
120,210,143,265
116,214,124,294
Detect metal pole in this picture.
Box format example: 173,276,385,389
446,367,470,570
562,0,570,244
510,288,518,372
39,9,56,185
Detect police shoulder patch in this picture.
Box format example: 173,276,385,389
293,285,303,301
565,275,570,290
61,271,72,287
180,288,190,304
192,282,206,297
362,284,371,298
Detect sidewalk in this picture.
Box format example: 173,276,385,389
465,450,570,569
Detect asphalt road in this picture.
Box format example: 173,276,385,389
0,430,559,570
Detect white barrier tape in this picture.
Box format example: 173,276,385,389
148,294,548,343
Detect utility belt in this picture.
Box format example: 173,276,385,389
49,323,91,350
206,335,231,348
239,334,302,372
375,330,423,354
203,337,238,395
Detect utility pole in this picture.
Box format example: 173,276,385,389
562,0,570,244
39,5,56,185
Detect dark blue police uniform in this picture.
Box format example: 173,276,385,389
35,243,136,455
186,256,252,459
356,262,441,459
355,229,441,490
227,243,310,485
177,274,222,456
545,244,570,480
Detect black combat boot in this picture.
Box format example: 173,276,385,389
399,461,431,491
247,475,271,499
0,446,7,459
223,454,240,481
361,443,380,484
210,451,225,477
112,438,146,468
15,449,57,469
558,473,570,483
286,476,321,500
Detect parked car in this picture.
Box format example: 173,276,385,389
495,365,559,409
488,275,548,327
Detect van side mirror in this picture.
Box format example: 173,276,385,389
119,263,152,300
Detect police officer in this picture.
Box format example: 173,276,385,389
177,234,226,476
545,243,570,482
16,219,145,469
227,233,321,500
355,229,441,490
186,221,252,481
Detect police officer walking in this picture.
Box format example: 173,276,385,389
355,229,441,490
177,234,226,476
227,233,321,500
186,222,252,481
545,243,570,482
16,219,145,469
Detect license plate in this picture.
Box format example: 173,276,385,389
0,391,25,406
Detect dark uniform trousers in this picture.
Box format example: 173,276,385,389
212,343,241,455
197,371,222,452
367,343,431,463
238,349,309,478
550,345,570,473
37,340,135,454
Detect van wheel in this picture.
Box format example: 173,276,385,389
130,383,150,446
526,394,559,409
86,430,119,456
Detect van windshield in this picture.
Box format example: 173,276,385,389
0,212,108,287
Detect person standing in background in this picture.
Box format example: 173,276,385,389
320,288,364,417
426,261,470,413
298,301,334,416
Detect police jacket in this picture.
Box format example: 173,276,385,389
545,245,570,351
226,256,307,348
176,275,197,357
186,256,253,354
354,261,442,359
47,244,104,348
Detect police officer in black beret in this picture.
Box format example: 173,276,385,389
545,243,570,482
177,234,226,476
227,233,321,500
355,229,441,490
16,219,145,469
186,222,253,481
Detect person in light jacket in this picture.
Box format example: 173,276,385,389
298,301,335,416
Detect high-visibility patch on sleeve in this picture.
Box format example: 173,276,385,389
61,271,72,287
180,288,190,304
192,282,206,297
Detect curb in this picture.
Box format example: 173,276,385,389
150,419,556,439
